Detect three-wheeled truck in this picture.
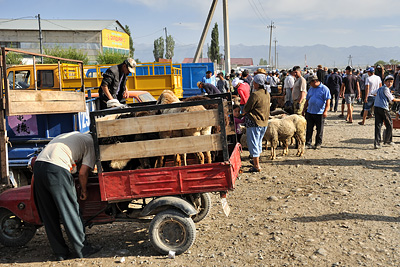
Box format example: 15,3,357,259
0,94,242,255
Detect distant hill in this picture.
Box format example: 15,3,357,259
134,43,400,69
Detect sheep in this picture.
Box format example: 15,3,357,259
264,114,306,160
155,90,212,167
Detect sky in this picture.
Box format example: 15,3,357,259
1,0,400,55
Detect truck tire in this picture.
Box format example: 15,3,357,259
149,209,196,255
0,209,36,247
190,193,212,223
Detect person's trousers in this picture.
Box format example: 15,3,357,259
33,161,86,258
374,106,393,146
305,112,325,146
246,126,267,157
330,89,340,111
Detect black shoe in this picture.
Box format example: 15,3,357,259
82,245,102,258
305,144,313,149
55,252,71,261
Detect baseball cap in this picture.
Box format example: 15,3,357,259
124,58,136,73
307,74,319,83
345,66,352,71
384,75,394,81
366,67,374,73
231,77,243,87
197,81,203,88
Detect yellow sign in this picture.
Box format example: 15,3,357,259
102,29,129,50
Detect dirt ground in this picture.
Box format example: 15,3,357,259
1,104,400,266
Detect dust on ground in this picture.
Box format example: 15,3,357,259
1,104,400,266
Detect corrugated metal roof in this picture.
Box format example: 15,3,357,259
183,58,254,66
0,19,126,32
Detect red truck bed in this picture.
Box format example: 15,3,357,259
98,143,241,202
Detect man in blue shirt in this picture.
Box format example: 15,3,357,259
373,75,400,149
202,70,216,86
302,75,331,150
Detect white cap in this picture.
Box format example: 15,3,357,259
231,77,243,87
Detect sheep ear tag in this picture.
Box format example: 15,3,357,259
221,197,231,217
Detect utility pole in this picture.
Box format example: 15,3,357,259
164,27,168,59
36,14,43,63
222,0,231,73
273,38,277,70
267,21,275,69
193,0,218,63
348,55,353,67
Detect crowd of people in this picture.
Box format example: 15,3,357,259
196,63,400,171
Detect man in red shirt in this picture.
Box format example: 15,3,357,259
232,77,250,111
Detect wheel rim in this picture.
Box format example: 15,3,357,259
1,214,25,239
158,218,187,249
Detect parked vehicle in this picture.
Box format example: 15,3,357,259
0,96,241,255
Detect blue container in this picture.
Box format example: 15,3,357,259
180,63,214,97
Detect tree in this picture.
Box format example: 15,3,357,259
96,50,127,64
209,23,220,64
374,60,387,66
153,37,164,62
124,25,135,58
389,59,400,65
165,35,175,60
259,58,268,65
5,51,23,65
43,46,89,64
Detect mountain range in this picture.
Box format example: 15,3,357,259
134,43,400,70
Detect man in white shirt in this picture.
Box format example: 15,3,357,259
284,71,295,106
359,67,382,125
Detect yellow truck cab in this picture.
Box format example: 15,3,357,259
6,62,183,102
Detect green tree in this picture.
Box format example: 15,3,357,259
259,58,268,65
43,46,89,64
5,51,23,65
124,25,135,58
153,37,164,62
374,60,387,66
389,59,400,65
209,23,220,64
165,35,175,60
96,50,127,64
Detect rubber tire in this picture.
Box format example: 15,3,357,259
190,193,212,223
0,209,36,247
149,209,196,255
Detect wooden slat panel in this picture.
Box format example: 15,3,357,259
96,109,219,138
99,134,222,161
7,90,85,115
9,90,84,102
8,101,86,115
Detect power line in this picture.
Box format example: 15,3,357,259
132,29,164,40
0,16,35,25
256,0,271,22
247,0,268,27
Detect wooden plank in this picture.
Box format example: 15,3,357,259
96,109,219,138
99,134,222,161
8,90,84,102
8,100,86,115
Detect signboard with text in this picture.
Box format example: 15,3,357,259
102,29,130,50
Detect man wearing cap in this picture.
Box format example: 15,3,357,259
302,75,331,150
232,77,250,110
316,64,326,83
98,58,136,109
197,81,221,95
359,67,382,125
292,66,307,115
373,75,400,148
340,66,360,123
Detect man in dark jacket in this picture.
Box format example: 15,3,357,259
327,68,342,112
98,58,136,109
197,81,221,95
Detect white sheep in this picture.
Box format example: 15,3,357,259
264,114,307,160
